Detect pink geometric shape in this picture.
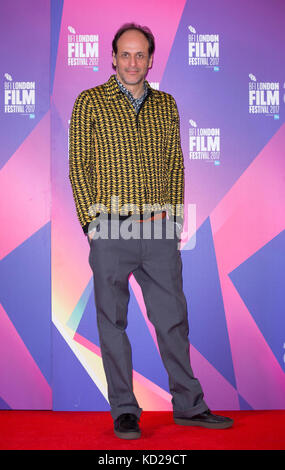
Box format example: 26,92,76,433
0,112,50,259
211,124,285,272
51,199,92,324
73,332,102,356
219,275,285,409
190,346,240,411
133,370,172,411
0,304,51,409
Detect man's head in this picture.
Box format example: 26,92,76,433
112,23,155,87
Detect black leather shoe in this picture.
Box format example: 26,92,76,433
174,409,233,429
114,413,141,439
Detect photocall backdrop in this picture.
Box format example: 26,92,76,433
1,0,284,411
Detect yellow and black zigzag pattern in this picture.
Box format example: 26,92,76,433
68,74,185,234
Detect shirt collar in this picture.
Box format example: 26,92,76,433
114,76,150,113
114,75,148,102
105,74,161,103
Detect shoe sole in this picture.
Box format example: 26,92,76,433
114,429,141,440
174,417,233,429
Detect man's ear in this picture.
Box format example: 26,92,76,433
112,51,117,68
148,54,153,69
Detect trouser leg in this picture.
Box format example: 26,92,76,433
132,219,209,418
88,225,142,421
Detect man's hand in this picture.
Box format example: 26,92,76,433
87,229,96,244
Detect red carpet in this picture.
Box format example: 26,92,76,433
0,410,284,450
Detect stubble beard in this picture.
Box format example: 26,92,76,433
116,67,147,87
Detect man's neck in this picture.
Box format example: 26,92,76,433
115,74,145,99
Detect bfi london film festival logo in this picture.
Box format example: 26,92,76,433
4,73,36,118
248,74,280,119
189,119,221,165
188,25,219,70
67,26,99,71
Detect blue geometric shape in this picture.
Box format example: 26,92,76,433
0,223,51,385
0,397,11,410
181,217,236,388
238,393,253,411
52,324,109,411
50,0,64,94
229,230,285,371
76,280,101,347
67,278,94,332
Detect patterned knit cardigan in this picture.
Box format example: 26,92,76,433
69,74,185,234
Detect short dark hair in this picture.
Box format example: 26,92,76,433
112,23,155,69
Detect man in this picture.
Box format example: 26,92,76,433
69,23,233,439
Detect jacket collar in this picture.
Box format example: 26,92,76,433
104,74,161,103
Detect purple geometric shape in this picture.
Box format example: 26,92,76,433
76,285,101,348
1,1,50,169
229,230,285,371
52,324,109,411
0,223,51,384
50,0,64,94
0,397,11,410
182,217,236,388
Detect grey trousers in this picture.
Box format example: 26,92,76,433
88,216,208,420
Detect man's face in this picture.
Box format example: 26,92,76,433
112,29,153,87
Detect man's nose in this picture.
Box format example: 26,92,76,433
129,55,137,67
